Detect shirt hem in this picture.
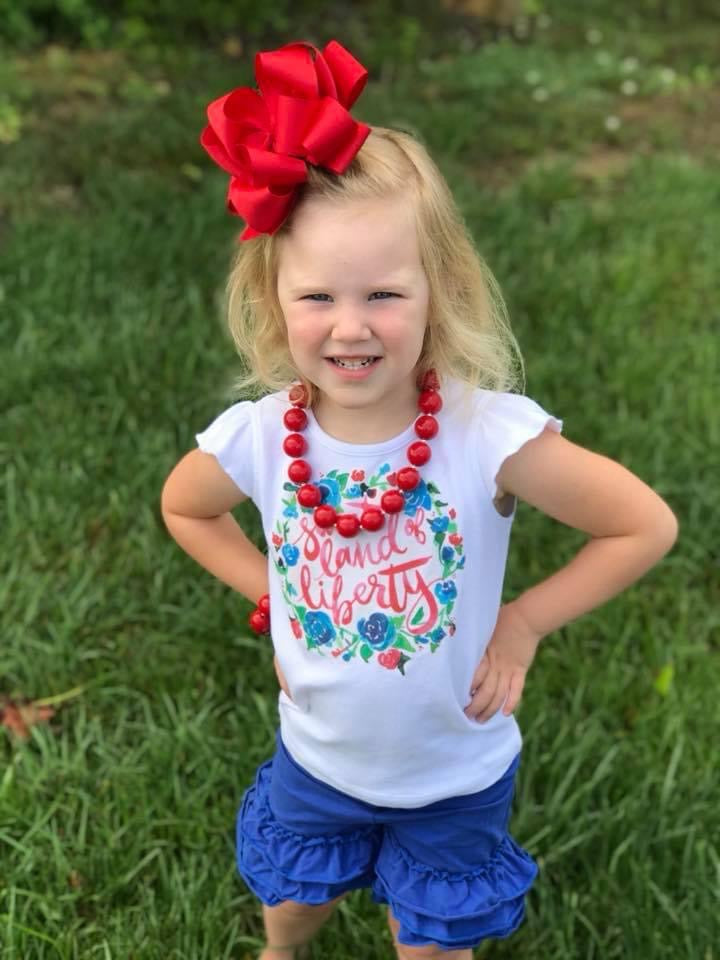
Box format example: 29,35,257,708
278,715,523,809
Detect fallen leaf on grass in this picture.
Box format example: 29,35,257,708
1,698,55,739
0,685,83,740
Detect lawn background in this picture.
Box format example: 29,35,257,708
1,2,718,958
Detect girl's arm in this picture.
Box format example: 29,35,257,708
497,427,678,636
160,449,269,604
464,428,678,723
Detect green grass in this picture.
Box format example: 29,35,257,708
1,10,719,959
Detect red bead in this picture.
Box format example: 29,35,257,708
381,490,405,513
258,594,271,614
288,459,311,483
297,483,322,508
283,408,308,431
396,467,420,490
420,369,440,391
407,441,431,466
336,514,360,538
415,414,438,439
360,507,385,531
418,389,442,414
288,384,308,407
283,433,306,457
314,504,337,528
248,609,270,634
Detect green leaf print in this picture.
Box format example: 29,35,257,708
410,606,425,626
394,635,416,652
391,615,405,628
426,482,439,494
434,531,445,546
360,644,373,662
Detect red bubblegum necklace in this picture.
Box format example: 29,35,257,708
282,370,442,539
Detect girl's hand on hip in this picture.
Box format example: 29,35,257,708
464,601,543,723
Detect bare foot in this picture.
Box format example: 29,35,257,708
259,947,308,960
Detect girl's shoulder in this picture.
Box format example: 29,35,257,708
444,379,564,506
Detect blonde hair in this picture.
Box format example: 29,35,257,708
225,126,525,402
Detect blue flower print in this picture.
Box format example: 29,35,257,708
283,504,298,518
430,515,449,534
304,611,336,647
431,626,446,643
345,484,363,499
403,479,432,517
379,463,391,475
357,612,396,650
318,476,341,507
441,545,455,564
281,544,299,567
434,580,457,603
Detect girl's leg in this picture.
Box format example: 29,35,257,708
260,895,344,959
386,907,473,960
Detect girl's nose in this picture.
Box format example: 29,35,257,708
330,307,372,342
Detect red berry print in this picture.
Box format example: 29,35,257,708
449,533,462,546
378,649,402,669
272,533,282,547
449,508,456,519
290,618,303,639
351,469,365,481
386,472,397,486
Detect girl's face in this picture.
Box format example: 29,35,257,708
276,193,430,442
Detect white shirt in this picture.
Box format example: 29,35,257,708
196,379,562,807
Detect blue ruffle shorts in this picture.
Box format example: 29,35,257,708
237,729,537,950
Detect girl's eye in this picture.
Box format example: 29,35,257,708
301,292,398,302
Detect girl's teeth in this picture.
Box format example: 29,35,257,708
334,357,375,369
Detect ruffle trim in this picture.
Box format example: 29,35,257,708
237,758,379,905
371,831,538,949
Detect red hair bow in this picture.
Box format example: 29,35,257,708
200,40,371,240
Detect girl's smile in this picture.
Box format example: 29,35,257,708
276,193,430,443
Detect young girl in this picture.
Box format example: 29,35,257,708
161,40,678,960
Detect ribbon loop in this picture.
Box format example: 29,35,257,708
200,39,371,239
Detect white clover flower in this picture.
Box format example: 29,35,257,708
532,87,549,102
586,28,603,45
605,115,621,132
595,51,612,67
621,57,639,73
525,69,542,85
621,79,638,95
660,67,676,85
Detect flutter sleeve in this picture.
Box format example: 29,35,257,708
195,400,257,501
475,392,563,505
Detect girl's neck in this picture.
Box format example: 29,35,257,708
312,393,418,444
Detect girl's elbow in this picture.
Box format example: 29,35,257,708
655,503,679,555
